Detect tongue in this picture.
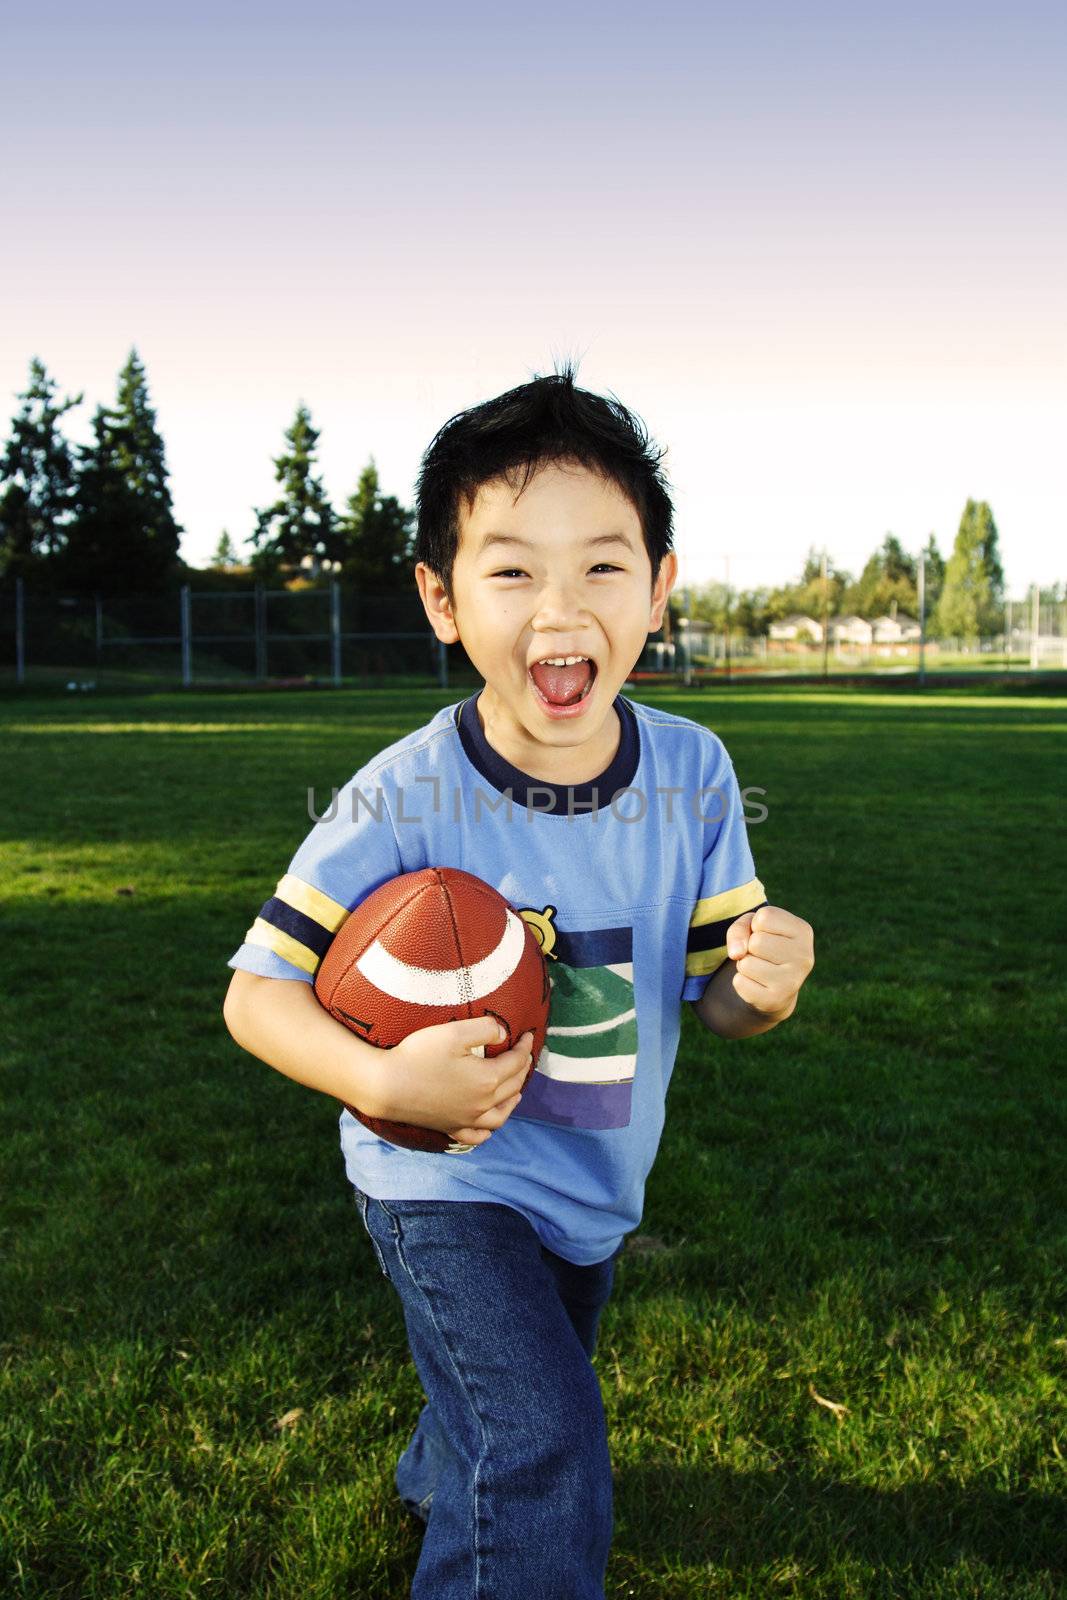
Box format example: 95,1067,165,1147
530,659,593,706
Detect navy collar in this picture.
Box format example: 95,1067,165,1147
454,691,639,814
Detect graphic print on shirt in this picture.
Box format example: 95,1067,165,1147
516,908,636,1131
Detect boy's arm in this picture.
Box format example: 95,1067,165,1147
223,969,388,1108
689,904,814,1039
222,969,533,1145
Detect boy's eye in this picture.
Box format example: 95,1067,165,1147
490,564,622,578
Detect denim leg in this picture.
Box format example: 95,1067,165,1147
357,1192,619,1600
394,1232,621,1524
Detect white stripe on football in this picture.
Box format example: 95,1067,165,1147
355,907,527,1006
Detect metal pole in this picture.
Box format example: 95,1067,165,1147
821,548,829,679
15,576,25,686
180,584,192,687
255,582,267,681
723,556,731,682
436,636,448,689
917,551,926,685
95,595,103,665
1030,583,1039,669
1062,599,1067,668
683,583,694,687
330,581,342,687
1006,598,1012,672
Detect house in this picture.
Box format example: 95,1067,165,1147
871,613,921,642
769,614,823,643
830,615,873,645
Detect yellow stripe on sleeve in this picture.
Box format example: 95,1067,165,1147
688,877,766,929
243,916,321,975
685,945,729,978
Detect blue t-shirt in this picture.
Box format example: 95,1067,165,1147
228,692,766,1265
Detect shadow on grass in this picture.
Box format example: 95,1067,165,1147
613,1462,1065,1576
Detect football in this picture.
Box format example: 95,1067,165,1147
314,866,551,1154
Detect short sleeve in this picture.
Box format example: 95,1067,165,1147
227,769,405,984
681,741,767,1001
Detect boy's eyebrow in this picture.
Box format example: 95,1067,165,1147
476,531,635,554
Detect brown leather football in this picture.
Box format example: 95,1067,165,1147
314,867,550,1153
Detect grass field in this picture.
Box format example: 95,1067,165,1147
1,681,1065,1599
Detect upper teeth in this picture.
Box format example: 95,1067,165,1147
539,655,589,666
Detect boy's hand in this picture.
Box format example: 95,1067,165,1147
365,1016,535,1148
724,905,814,1018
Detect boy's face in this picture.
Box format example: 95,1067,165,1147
417,458,677,778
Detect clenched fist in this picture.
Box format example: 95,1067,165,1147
724,904,815,1017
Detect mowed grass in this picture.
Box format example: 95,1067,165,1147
1,681,1065,1599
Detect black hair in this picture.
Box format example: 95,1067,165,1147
413,356,675,603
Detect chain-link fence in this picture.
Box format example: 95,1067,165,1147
2,579,1065,689
0,580,452,689
663,601,1067,681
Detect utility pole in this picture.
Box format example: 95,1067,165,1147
1006,597,1012,672
683,580,694,687
917,550,926,685
723,555,731,682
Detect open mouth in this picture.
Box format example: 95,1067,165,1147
528,655,598,709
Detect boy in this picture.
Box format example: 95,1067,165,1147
223,363,814,1598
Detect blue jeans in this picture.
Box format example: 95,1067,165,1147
353,1187,623,1599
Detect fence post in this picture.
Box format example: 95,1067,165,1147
95,595,103,666
255,583,267,681
1030,584,1039,669
917,551,926,685
1006,599,1012,672
330,581,342,687
436,636,448,690
15,576,25,685
180,584,192,686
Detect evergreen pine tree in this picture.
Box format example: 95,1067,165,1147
249,404,335,578
0,357,82,581
60,349,182,593
920,533,945,618
841,534,918,618
933,500,1005,640
211,529,239,569
334,458,416,593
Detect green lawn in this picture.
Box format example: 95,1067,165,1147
1,683,1064,1599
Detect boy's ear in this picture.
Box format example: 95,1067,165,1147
416,562,460,645
648,550,679,632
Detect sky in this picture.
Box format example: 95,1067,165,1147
1,0,1064,597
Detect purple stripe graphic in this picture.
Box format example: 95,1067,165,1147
513,1068,633,1131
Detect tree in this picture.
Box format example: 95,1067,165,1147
732,588,774,636
679,580,731,630
250,404,335,578
334,458,416,593
0,357,82,581
211,529,240,569
768,549,851,622
933,500,1005,640
59,348,183,593
919,533,945,620
841,533,918,618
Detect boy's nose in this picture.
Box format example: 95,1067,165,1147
531,581,591,632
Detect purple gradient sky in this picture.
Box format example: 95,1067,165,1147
2,0,1064,593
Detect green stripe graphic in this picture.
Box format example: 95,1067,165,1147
547,963,638,1059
